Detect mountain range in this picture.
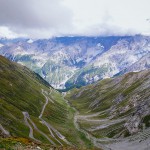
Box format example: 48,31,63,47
0,35,150,89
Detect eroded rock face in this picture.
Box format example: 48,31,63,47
125,115,141,134
125,103,150,134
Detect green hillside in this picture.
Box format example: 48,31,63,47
0,55,93,149
66,70,150,149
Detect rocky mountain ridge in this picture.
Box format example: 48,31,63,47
0,35,150,89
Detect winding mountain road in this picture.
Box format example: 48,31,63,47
38,89,49,119
74,110,111,150
22,88,71,146
40,89,71,145
62,94,109,149
23,111,55,145
22,112,39,142
0,124,10,137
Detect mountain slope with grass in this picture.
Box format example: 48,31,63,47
66,70,150,150
0,55,93,149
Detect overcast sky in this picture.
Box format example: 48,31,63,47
0,0,150,38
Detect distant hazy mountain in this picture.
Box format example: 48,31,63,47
0,35,150,89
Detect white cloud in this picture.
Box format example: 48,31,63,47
63,0,150,36
0,0,73,38
0,0,150,38
0,26,26,38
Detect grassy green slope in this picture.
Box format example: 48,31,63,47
0,55,93,149
66,70,150,139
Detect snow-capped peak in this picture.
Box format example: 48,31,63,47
27,39,34,44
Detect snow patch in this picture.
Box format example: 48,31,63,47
0,43,4,48
27,39,34,43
